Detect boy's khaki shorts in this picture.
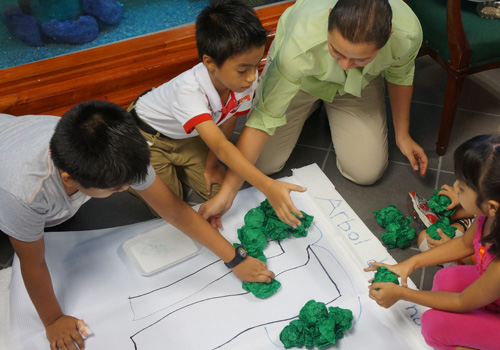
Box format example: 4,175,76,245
130,129,221,216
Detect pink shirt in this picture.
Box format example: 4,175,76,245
473,216,500,312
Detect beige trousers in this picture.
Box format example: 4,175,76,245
254,75,389,185
141,129,221,200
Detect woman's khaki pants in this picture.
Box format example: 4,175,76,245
254,75,389,185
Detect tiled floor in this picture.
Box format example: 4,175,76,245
1,56,499,292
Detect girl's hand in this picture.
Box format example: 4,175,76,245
438,183,460,210
426,229,451,249
364,261,415,287
46,315,85,350
368,282,403,308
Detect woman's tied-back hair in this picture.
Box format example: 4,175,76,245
195,0,268,67
328,0,392,50
50,100,150,189
454,134,500,256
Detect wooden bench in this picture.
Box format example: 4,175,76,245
0,1,294,117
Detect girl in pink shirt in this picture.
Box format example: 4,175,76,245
367,134,500,350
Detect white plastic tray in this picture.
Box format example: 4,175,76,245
123,223,202,275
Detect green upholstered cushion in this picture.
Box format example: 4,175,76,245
407,0,500,67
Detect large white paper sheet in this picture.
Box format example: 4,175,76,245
10,164,432,350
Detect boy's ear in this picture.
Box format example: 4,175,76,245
60,171,76,188
202,54,217,72
487,200,500,217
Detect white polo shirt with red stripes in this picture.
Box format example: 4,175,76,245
135,62,256,139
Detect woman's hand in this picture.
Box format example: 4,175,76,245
396,135,428,178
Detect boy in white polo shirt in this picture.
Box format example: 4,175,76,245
130,0,306,228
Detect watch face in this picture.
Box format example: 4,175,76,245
237,247,247,258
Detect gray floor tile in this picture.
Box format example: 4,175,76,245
420,265,442,292
412,56,500,114
412,56,447,106
185,188,206,206
458,68,500,113
440,109,500,171
269,144,330,180
297,107,332,150
0,234,14,267
387,100,447,171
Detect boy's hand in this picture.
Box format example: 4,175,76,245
203,161,226,196
264,180,307,228
198,191,233,228
438,183,460,210
368,282,402,308
46,315,85,350
231,256,275,283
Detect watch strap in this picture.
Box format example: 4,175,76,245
224,246,247,268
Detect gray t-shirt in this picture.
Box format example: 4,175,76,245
0,114,155,242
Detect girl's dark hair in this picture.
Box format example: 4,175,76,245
328,0,392,50
50,100,150,189
454,134,500,256
195,0,268,67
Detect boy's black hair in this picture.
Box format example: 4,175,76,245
50,100,150,189
195,0,268,67
328,0,392,50
454,134,500,256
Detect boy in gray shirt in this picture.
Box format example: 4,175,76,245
0,100,274,350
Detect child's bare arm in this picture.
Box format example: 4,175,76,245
202,117,239,196
370,258,500,312
199,126,268,227
137,175,276,283
195,121,306,227
366,221,478,287
9,236,85,350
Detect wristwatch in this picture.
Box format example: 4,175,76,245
224,246,248,268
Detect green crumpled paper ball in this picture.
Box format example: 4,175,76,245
280,300,353,349
373,205,404,228
242,279,281,298
381,217,416,249
427,189,455,217
427,217,457,240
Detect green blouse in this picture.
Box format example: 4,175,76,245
247,0,422,135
